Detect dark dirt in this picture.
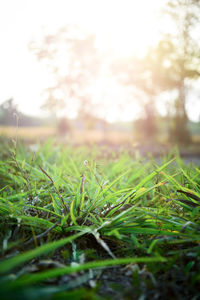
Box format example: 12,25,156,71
97,265,200,300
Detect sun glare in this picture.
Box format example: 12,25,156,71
72,0,162,57
2,0,192,122
94,0,161,57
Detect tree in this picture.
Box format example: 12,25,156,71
153,0,200,142
57,117,70,136
114,0,200,143
0,98,18,126
29,26,101,119
112,53,160,141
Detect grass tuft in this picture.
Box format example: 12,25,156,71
0,140,200,299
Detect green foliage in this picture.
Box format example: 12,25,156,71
0,140,200,299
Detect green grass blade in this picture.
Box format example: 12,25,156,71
0,231,86,274
11,256,167,287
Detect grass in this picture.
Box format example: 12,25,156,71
0,126,133,145
0,138,200,299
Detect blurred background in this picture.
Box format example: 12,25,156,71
0,0,200,153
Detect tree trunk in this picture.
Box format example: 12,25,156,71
170,82,191,143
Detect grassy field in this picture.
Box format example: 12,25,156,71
1,125,200,146
0,126,133,145
0,138,200,299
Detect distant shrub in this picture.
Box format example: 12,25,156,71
57,117,70,136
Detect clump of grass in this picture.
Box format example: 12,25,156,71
0,139,200,299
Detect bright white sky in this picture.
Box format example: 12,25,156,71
0,0,199,122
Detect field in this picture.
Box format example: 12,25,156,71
0,126,135,145
0,138,200,299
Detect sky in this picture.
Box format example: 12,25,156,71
0,0,199,122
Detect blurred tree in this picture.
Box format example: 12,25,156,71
0,98,52,127
158,0,200,143
113,54,159,141
114,0,200,143
57,117,70,136
29,26,101,121
139,102,157,139
0,98,18,126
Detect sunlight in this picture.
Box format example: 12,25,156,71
0,0,199,123
89,76,141,122
0,0,164,121
90,0,161,57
